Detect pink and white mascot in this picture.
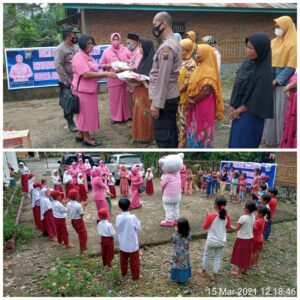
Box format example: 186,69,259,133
159,153,184,227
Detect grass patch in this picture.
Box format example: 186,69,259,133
3,185,35,245
44,258,122,296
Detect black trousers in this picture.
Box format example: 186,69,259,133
153,97,179,148
59,82,73,119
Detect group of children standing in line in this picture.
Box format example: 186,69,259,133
172,186,278,283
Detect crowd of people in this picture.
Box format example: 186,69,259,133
55,12,297,148
17,156,279,284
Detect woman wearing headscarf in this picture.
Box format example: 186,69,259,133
228,33,273,148
264,16,297,146
201,35,222,73
186,31,197,58
72,34,117,146
130,39,156,144
177,38,196,148
186,44,224,148
280,73,297,148
100,33,132,124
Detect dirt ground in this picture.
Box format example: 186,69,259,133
3,83,233,148
3,159,297,296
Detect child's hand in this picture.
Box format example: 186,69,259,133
206,209,209,215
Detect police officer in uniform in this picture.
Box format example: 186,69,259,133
149,12,182,148
55,26,79,132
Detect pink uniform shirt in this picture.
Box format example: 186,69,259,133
72,51,99,94
10,63,33,82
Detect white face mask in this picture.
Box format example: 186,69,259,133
275,28,284,37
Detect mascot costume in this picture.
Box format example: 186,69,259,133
158,153,184,227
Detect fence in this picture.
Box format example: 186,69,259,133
200,39,245,63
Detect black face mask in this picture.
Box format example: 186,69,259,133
152,22,165,38
71,36,78,44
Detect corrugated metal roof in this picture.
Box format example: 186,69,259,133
64,0,297,13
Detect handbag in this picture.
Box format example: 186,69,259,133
138,184,146,194
59,77,81,115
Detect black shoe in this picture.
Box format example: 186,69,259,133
75,137,84,143
82,140,102,147
67,116,77,132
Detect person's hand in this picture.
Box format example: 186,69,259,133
206,209,209,215
230,109,240,120
151,105,160,119
107,72,117,79
272,79,278,86
187,97,196,105
104,64,111,70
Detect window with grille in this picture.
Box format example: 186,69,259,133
172,21,186,35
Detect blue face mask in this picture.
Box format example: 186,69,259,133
127,44,133,51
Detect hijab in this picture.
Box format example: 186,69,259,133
271,16,297,68
180,38,194,60
187,31,196,43
230,33,273,119
187,44,224,120
174,33,182,42
136,39,155,76
111,33,121,50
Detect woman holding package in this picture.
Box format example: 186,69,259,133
72,34,117,147
280,73,297,148
264,16,297,146
100,33,132,124
228,33,274,148
186,44,224,148
130,39,155,144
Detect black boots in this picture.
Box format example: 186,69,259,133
66,115,77,132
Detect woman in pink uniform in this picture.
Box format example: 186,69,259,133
91,169,110,219
9,54,33,82
130,166,143,209
72,34,117,147
100,33,132,124
69,162,80,192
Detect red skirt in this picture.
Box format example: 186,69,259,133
231,238,253,268
21,174,29,193
43,210,57,238
66,183,74,198
32,206,45,232
54,185,63,192
109,185,116,199
146,180,154,196
78,185,88,201
252,240,263,253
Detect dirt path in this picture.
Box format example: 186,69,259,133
3,86,232,148
3,159,297,296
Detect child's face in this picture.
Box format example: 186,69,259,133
243,207,250,214
261,199,267,205
255,211,262,218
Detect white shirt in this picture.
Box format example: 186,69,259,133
28,177,36,193
108,177,115,186
213,47,222,73
237,214,255,239
40,191,53,220
67,200,84,220
31,188,40,208
98,220,116,238
20,166,30,175
145,173,153,180
52,200,67,218
51,175,61,185
206,214,229,247
63,172,73,184
116,212,141,252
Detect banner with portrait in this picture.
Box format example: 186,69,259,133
5,45,109,90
